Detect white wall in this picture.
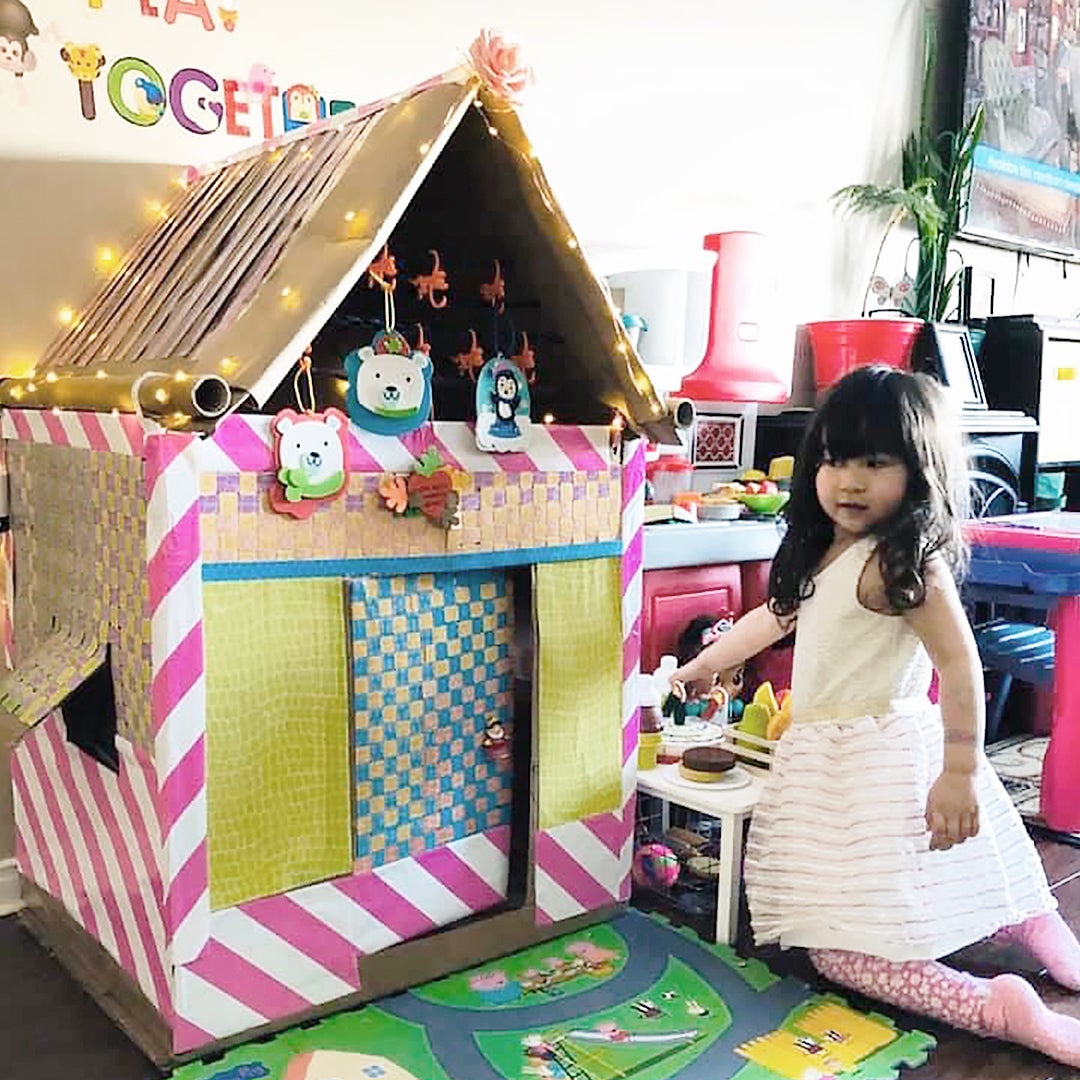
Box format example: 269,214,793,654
2,0,1077,374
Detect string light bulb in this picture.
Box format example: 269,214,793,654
418,142,431,155
96,246,118,271
45,372,58,384
9,387,23,402
615,341,628,355
173,370,189,382
153,388,168,404
566,238,578,250
51,407,61,416
219,356,239,376
26,382,36,393
542,413,555,425
95,370,107,379
57,306,75,326
487,124,498,136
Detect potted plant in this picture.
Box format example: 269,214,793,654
808,14,985,384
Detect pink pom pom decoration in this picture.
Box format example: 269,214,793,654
467,28,535,105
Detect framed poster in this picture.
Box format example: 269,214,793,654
944,0,1080,260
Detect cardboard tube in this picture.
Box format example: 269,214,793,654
0,372,234,420
669,398,696,431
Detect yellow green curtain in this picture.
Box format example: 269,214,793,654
535,558,623,828
204,578,352,909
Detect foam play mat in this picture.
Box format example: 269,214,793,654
171,911,934,1080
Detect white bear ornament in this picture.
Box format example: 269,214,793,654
270,407,350,519
344,330,433,435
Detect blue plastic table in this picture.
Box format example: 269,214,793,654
966,512,1080,833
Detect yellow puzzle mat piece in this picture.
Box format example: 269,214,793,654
738,1000,897,1079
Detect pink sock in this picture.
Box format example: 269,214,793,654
810,949,1080,1068
995,913,1080,991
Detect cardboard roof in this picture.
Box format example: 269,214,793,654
13,70,673,441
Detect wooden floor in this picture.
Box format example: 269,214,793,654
1,835,1079,1079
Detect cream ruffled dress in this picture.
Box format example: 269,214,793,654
744,536,1055,961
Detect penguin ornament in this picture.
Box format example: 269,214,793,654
475,354,531,453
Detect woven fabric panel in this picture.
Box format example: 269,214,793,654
198,468,622,563
534,558,624,829
0,626,105,724
203,577,352,910
7,443,151,744
350,571,514,873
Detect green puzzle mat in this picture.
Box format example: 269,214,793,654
173,910,935,1080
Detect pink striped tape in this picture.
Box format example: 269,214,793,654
11,714,170,1013
204,416,614,475
2,408,144,455
144,431,211,970
171,827,511,1050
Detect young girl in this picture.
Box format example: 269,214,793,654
671,366,1080,1067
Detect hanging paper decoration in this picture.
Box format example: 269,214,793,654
475,355,531,453
346,276,433,435
345,329,433,435
269,353,350,519
453,328,486,380
410,249,449,308
377,449,463,530
367,243,398,290
511,330,536,384
412,323,431,356
479,260,506,313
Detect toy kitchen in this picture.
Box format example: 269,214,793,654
599,230,796,691
601,232,1043,696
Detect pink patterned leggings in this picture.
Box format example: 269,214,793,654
808,949,988,1029
809,928,1080,1068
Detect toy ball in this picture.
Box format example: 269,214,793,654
632,842,680,889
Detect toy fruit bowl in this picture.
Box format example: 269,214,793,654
738,491,790,516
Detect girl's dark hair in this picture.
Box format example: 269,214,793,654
768,365,968,616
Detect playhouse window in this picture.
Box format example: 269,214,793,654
61,644,119,773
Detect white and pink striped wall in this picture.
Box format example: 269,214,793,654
4,409,644,1057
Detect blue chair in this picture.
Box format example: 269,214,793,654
973,618,1055,742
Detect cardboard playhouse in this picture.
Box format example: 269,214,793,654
0,60,677,1067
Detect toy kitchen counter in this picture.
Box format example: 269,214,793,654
643,518,785,571
641,519,786,676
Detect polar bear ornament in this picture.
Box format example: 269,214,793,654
344,329,433,435
270,407,350,519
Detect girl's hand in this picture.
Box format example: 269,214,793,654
669,664,694,692
925,770,980,851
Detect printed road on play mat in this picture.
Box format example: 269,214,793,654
171,910,934,1080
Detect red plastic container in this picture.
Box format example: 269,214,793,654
805,318,923,391
679,232,791,404
646,457,694,503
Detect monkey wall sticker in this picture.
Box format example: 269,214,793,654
0,0,38,99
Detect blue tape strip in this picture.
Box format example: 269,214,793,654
203,540,622,581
